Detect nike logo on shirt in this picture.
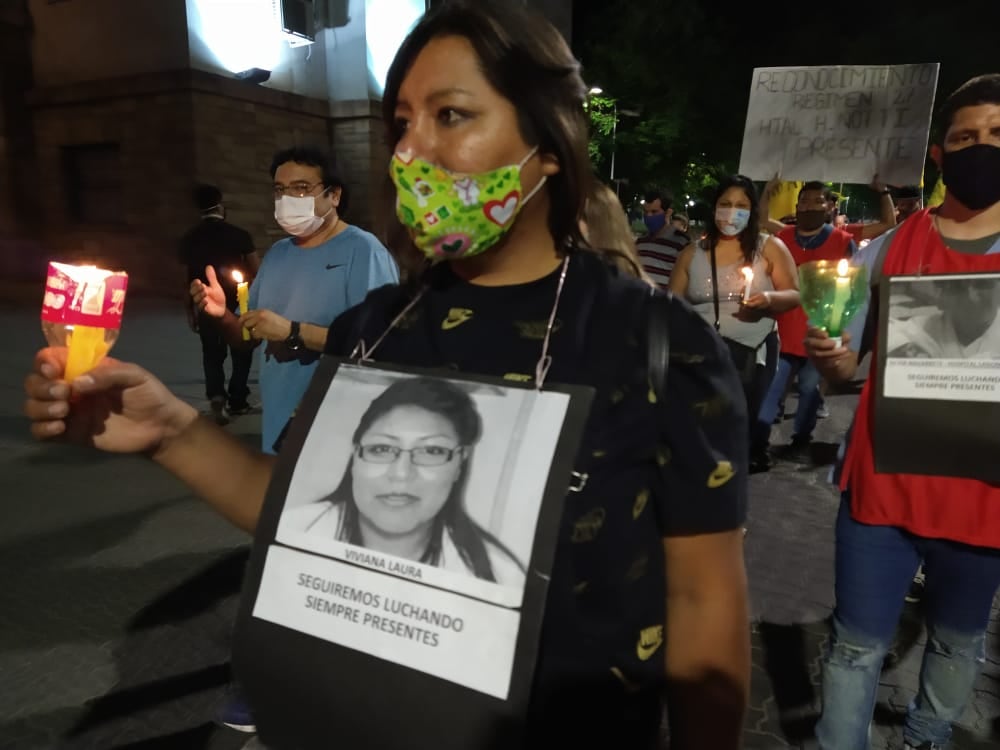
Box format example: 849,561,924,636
326,264,344,270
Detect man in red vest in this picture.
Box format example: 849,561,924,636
754,182,856,469
806,73,1000,750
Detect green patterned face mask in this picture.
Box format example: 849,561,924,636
390,147,546,260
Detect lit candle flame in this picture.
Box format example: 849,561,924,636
741,267,754,283
232,270,244,284
836,258,849,277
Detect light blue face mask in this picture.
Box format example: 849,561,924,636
715,207,751,236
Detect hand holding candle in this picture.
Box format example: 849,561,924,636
740,266,754,303
798,258,867,349
233,270,250,341
41,262,128,382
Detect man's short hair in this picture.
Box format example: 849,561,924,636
939,74,1000,133
644,190,673,211
799,180,836,203
193,184,222,212
896,185,922,200
270,145,350,214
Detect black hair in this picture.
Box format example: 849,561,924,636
382,1,597,262
193,183,222,213
939,74,1000,134
643,190,673,212
896,185,922,200
703,174,761,265
322,377,523,582
270,145,350,215
799,180,836,204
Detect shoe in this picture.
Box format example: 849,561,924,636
771,435,811,463
217,689,257,734
226,402,256,417
749,449,772,474
816,405,830,419
904,567,926,604
207,396,229,425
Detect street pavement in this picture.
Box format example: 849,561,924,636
0,298,997,750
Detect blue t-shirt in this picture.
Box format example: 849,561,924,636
249,226,399,452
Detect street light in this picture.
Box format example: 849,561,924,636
587,86,639,196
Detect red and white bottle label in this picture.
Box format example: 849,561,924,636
41,262,129,329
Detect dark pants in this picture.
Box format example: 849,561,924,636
745,332,779,458
199,314,252,407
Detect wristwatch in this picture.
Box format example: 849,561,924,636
286,321,304,351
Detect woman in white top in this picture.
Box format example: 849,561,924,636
670,175,800,471
285,376,526,586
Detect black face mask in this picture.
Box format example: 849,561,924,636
796,210,828,232
941,144,1000,211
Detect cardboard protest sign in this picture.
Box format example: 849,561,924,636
875,273,1000,482
232,360,594,750
739,63,939,186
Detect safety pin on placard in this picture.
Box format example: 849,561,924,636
568,471,589,493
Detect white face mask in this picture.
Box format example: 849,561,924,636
715,207,751,236
274,194,332,237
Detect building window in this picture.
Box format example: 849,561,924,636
62,144,123,225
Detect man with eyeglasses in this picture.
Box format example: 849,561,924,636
192,146,399,457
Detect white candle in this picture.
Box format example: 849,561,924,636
741,266,754,303
828,258,851,344
233,270,250,341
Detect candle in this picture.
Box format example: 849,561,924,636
41,262,128,382
828,258,851,344
233,270,250,341
64,325,110,382
740,266,754,303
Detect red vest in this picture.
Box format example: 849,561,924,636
776,225,855,357
840,209,1000,548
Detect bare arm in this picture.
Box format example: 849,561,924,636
238,311,328,353
154,415,274,533
759,235,800,312
859,176,897,240
668,243,697,297
663,530,750,749
758,175,790,235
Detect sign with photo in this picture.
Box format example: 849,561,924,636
875,273,1000,482
232,359,594,750
738,63,939,185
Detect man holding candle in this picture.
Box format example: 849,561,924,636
805,73,1000,750
191,147,398,458
756,182,857,463
178,184,258,423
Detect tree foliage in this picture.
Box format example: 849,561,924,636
572,0,992,213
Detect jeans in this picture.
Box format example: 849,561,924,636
743,333,779,458
199,314,252,407
816,497,1000,749
756,353,823,444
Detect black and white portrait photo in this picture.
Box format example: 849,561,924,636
886,274,1000,360
882,273,1000,404
275,366,571,608
247,364,586,704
